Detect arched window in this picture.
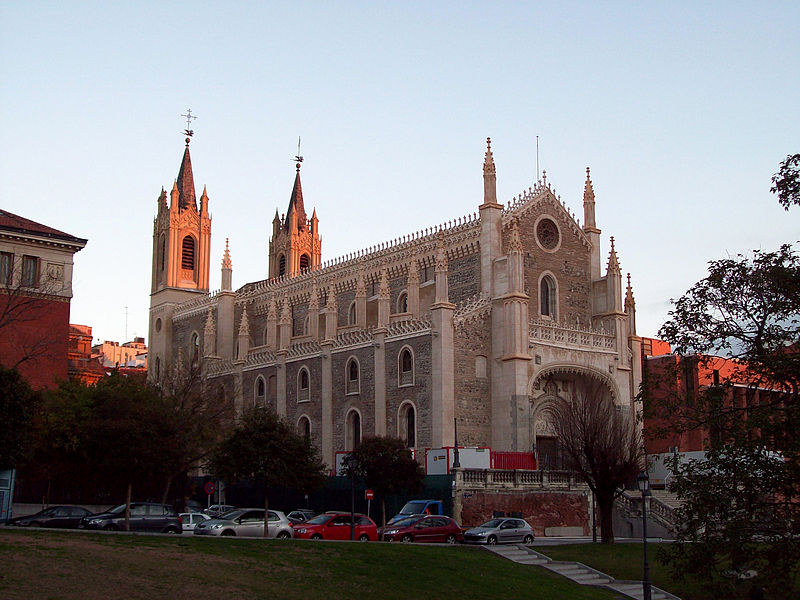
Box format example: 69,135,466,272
298,367,310,402
190,332,199,366
298,416,311,442
255,376,266,406
278,254,286,276
181,236,195,270
397,291,409,314
398,402,416,448
300,254,310,272
346,358,360,394
346,410,361,451
540,274,557,319
399,347,414,386
348,301,357,326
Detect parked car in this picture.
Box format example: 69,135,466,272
387,499,444,524
463,517,534,545
79,503,182,534
378,515,463,544
286,509,316,525
292,512,377,541
204,504,237,518
193,509,293,538
10,505,93,529
180,512,212,531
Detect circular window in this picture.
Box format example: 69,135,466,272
536,218,560,250
155,318,162,332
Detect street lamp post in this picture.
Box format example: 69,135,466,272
637,472,652,600
452,418,460,469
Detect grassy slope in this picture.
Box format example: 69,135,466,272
537,543,706,600
0,530,619,600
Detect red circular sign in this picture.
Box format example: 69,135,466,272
204,481,216,495
365,489,374,500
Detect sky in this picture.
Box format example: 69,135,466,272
1,1,798,345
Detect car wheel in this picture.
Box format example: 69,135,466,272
311,533,322,540
401,534,413,543
445,534,457,544
221,530,235,536
358,534,369,542
523,534,533,544
103,524,118,531
277,531,290,539
487,535,498,545
165,527,181,534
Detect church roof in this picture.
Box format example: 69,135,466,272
284,164,306,232
176,144,197,211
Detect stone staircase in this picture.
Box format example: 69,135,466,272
650,489,683,510
486,544,681,600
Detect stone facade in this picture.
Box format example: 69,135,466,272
148,138,642,470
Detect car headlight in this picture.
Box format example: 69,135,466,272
385,529,399,535
88,519,101,525
296,528,306,534
212,523,223,529
473,531,487,536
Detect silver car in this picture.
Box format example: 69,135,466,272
193,508,293,538
463,517,534,545
180,512,212,532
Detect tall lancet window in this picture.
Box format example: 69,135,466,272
181,236,196,270
540,275,557,319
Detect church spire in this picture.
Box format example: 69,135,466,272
607,236,621,274
176,142,197,211
285,162,307,233
482,137,498,206
583,167,597,230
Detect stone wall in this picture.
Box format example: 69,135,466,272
460,490,590,534
385,335,432,448
454,312,492,446
448,253,480,305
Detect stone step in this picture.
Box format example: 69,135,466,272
516,557,549,565
572,573,610,584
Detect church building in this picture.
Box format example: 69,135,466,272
148,136,642,470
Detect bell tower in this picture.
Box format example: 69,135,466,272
268,153,321,278
148,115,212,381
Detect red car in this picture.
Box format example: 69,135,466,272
292,512,378,541
378,515,463,544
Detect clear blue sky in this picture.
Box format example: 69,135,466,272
1,1,797,344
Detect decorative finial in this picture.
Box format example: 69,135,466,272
294,136,303,171
542,170,547,185
486,137,491,151
181,109,197,145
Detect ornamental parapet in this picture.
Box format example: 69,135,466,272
529,319,616,353
455,468,588,491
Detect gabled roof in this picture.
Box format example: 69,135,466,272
0,209,87,245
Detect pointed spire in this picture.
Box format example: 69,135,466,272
482,137,498,206
204,308,215,334
280,295,292,325
583,166,597,230
176,144,197,211
607,236,621,273
508,216,523,253
200,185,209,215
379,269,390,298
157,187,167,211
356,269,367,297
435,230,448,271
222,238,232,269
309,280,320,310
238,308,250,335
483,137,496,176
625,273,636,311
284,162,307,232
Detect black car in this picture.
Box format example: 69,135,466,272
79,502,182,534
286,509,316,525
10,505,93,528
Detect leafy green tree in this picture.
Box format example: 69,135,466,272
551,381,643,544
342,436,424,536
654,243,800,598
0,366,39,469
210,409,326,537
771,153,800,210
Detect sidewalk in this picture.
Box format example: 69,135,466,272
485,543,680,600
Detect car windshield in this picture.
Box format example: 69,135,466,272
478,519,504,528
391,516,423,528
107,504,127,515
219,510,245,520
305,514,333,525
398,501,429,514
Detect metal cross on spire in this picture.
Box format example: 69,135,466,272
181,109,197,139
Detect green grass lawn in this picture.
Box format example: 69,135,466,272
536,543,707,600
0,530,620,600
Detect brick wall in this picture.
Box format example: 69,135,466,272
454,313,492,446
448,253,480,304
461,490,589,534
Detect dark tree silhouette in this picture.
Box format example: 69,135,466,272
0,366,39,469
771,153,800,210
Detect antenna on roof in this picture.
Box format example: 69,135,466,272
294,136,304,169
536,135,540,182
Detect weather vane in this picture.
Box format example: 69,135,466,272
181,109,197,139
294,136,303,168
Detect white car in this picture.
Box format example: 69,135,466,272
180,512,212,531
193,509,293,538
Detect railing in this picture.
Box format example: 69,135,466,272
616,490,678,531
492,451,537,470
457,469,587,490
529,319,616,352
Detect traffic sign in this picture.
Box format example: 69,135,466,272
365,489,374,500
204,481,216,495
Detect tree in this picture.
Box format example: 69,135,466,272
342,436,424,537
551,380,643,544
210,409,326,537
771,153,800,210
0,366,39,469
654,244,800,598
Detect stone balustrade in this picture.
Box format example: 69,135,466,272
455,468,588,491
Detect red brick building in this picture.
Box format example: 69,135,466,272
0,209,87,389
67,324,105,385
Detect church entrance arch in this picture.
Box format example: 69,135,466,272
528,366,618,470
